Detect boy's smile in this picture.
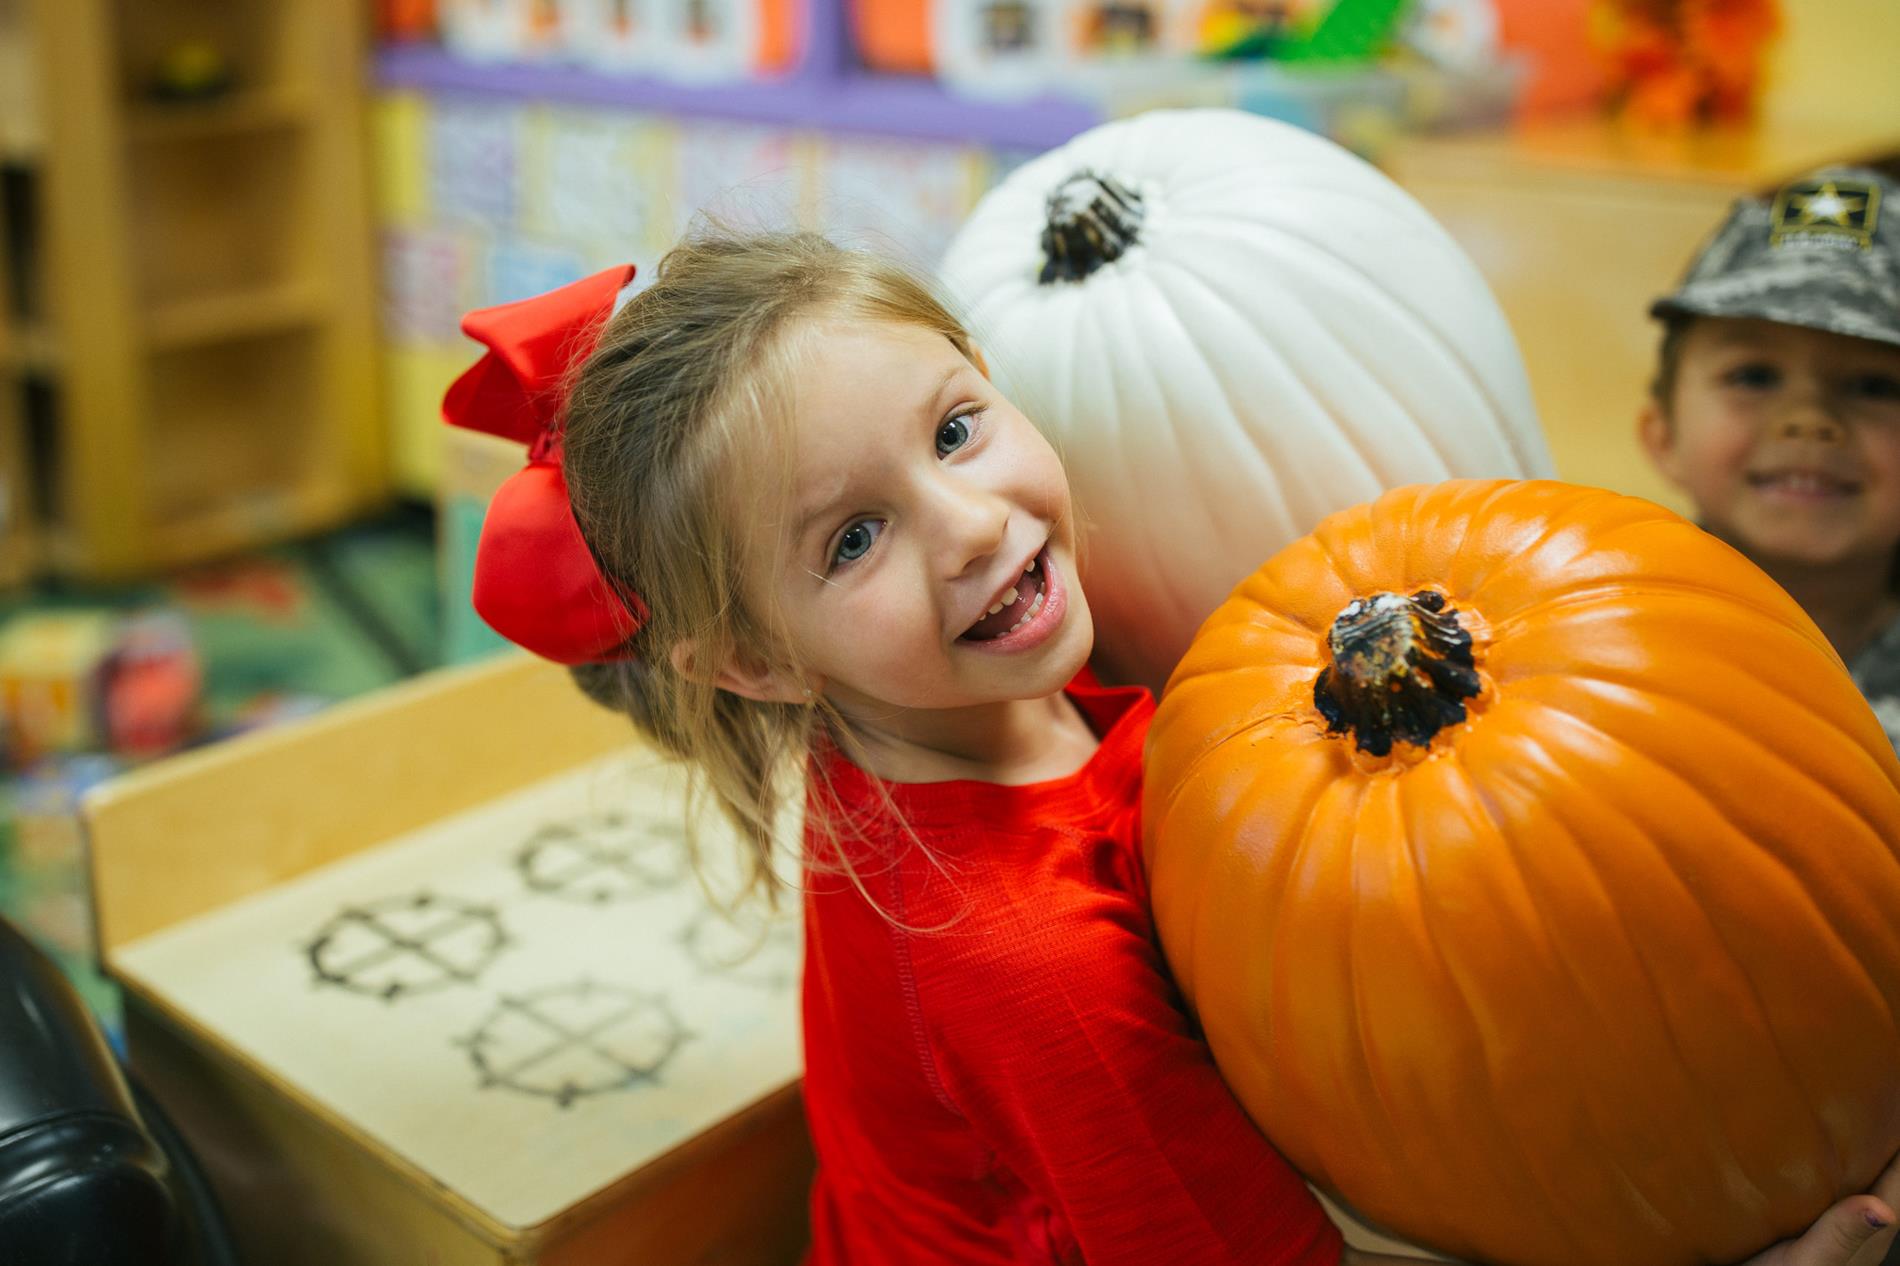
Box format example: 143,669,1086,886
1642,318,1900,571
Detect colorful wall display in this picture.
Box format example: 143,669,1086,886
374,89,1009,658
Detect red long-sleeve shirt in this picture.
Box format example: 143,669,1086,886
798,674,1343,1266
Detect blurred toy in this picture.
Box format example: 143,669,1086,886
172,557,305,623
1082,0,1157,53
0,609,204,766
1198,0,1313,56
1590,0,1779,129
99,612,201,761
0,613,116,765
12,754,120,876
1065,0,1200,70
440,0,570,62
8,753,122,1001
1397,0,1499,71
1200,0,1405,61
215,692,330,743
934,0,1070,99
566,0,661,72
147,41,236,101
1490,0,1602,115
378,0,441,41
656,0,800,83
851,0,934,72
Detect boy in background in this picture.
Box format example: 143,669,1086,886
1641,165,1900,748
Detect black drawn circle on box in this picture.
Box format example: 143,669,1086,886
456,981,693,1109
515,814,689,904
680,908,799,992
305,891,509,1002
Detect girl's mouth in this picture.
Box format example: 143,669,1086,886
957,547,1064,652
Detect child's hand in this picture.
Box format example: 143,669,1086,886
1739,1151,1900,1266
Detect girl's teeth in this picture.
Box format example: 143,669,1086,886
1008,591,1045,631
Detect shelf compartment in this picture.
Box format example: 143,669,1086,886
113,0,305,107
143,329,338,558
127,129,313,310
126,89,313,143
146,477,357,571
145,282,327,349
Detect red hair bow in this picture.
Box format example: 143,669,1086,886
442,265,649,665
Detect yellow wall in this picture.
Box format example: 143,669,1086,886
1763,0,1900,136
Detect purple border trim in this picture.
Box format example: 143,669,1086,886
375,44,1100,150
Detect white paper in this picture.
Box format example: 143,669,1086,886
116,752,804,1230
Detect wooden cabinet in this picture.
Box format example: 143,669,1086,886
0,0,385,583
1382,119,1900,514
0,376,33,589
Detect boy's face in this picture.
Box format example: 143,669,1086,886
1640,317,1900,572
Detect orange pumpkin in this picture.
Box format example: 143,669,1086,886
1142,479,1900,1266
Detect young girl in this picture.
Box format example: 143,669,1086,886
446,230,1900,1266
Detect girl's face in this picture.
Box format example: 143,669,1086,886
1641,318,1900,571
746,318,1093,723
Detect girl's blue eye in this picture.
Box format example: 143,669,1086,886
937,413,974,456
833,520,881,567
1725,362,1780,390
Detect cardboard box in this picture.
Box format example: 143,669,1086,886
0,611,117,760
83,653,814,1265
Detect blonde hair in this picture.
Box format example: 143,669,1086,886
562,229,978,910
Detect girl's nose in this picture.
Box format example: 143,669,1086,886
933,477,1011,578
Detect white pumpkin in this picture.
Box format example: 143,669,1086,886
939,108,1553,692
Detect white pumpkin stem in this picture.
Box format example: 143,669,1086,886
1040,171,1145,284
1313,590,1481,757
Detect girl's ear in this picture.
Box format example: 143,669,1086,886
669,639,811,705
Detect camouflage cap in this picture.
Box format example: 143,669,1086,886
1650,165,1900,348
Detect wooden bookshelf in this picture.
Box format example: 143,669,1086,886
2,0,386,582
0,289,36,587
0,2,38,588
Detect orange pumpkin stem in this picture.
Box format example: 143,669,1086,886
1313,590,1480,756
1040,171,1146,284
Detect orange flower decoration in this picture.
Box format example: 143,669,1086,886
1590,0,1779,129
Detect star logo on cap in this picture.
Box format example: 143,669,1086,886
1790,181,1866,226
1771,178,1880,248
